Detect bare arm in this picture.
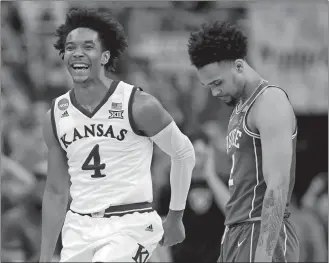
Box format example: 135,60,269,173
132,90,195,217
251,89,295,262
132,90,173,137
39,111,70,262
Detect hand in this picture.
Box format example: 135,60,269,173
159,210,185,247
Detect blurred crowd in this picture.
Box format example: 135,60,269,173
1,1,328,262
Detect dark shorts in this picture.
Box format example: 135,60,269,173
171,237,222,263
219,218,299,262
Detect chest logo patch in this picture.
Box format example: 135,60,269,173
227,128,242,151
109,110,124,119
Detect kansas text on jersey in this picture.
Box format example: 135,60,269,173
51,81,154,213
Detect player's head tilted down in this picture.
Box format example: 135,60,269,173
54,8,128,83
187,21,248,106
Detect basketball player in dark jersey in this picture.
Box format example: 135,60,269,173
187,22,299,262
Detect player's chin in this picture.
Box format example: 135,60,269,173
69,68,90,79
225,100,236,107
219,96,236,107
71,74,89,84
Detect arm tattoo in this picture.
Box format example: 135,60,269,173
257,177,288,257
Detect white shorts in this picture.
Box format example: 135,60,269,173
60,209,164,262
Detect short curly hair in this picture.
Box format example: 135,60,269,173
54,8,128,72
187,21,248,69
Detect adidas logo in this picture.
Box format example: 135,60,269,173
61,110,69,118
145,224,153,232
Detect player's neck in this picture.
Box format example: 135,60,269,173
240,73,264,105
73,73,113,107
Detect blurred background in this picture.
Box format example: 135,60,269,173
1,1,328,262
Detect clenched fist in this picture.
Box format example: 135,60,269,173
159,210,185,247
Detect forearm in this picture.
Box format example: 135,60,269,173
150,122,195,211
40,190,68,262
169,154,195,211
206,174,229,213
255,177,289,261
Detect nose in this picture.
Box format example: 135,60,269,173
72,47,84,58
211,87,221,97
73,53,84,59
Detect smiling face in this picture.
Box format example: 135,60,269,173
197,60,246,107
63,27,110,84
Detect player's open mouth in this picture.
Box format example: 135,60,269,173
71,63,90,72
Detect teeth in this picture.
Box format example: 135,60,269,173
72,63,89,70
73,63,88,67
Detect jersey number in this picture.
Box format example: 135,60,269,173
82,144,106,178
229,153,235,187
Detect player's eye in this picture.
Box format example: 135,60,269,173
84,45,94,49
214,80,222,86
65,46,74,51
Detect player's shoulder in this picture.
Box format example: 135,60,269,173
131,88,173,136
254,85,291,113
43,92,71,147
44,90,70,125
132,88,163,114
252,85,295,127
51,90,71,112
262,85,289,101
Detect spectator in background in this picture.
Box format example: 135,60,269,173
6,101,48,172
300,172,328,258
156,131,229,263
314,174,328,245
290,191,327,262
1,161,61,262
1,155,36,214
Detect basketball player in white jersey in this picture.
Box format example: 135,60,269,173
39,8,195,262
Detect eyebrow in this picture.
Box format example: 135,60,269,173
65,40,95,46
201,78,221,86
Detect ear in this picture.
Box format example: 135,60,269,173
101,51,111,66
234,59,244,73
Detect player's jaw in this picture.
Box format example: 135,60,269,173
224,97,238,107
216,94,238,107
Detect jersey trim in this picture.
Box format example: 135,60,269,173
50,99,62,147
236,80,268,114
243,86,298,139
283,224,288,263
69,80,120,118
249,223,255,263
242,85,269,139
249,138,260,219
229,106,237,124
128,86,147,137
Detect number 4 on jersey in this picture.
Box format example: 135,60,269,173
82,144,106,178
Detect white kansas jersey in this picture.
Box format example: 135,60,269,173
51,80,154,213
